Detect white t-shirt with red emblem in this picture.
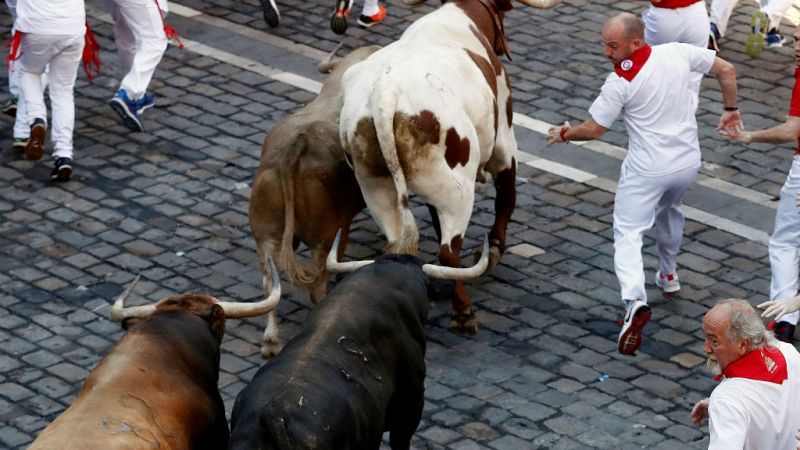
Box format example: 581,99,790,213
14,0,86,36
708,341,800,450
588,43,716,177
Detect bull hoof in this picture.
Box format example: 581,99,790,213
449,309,478,334
260,338,285,359
473,244,503,271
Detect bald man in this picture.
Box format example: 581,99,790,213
547,13,743,355
691,299,800,449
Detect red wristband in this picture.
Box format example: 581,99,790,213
559,127,570,142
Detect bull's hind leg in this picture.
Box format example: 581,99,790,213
355,172,418,255
477,159,517,271
424,186,478,333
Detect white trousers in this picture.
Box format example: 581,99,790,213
643,1,708,111
710,0,794,35
344,0,380,16
107,0,168,99
769,156,800,325
614,163,699,303
19,33,83,159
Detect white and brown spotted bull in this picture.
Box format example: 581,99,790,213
28,262,281,450
339,0,560,332
249,45,380,358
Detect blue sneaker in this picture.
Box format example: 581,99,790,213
138,92,155,115
109,89,144,132
767,28,786,48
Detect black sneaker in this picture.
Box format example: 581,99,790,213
774,321,796,344
26,118,46,161
50,157,73,182
260,0,280,27
12,138,28,151
331,0,351,35
2,96,17,118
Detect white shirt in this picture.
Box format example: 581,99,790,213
14,0,86,36
708,342,800,450
589,43,715,176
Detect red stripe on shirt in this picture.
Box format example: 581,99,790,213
652,0,700,8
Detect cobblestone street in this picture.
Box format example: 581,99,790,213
1,0,798,448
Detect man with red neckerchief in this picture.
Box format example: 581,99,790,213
546,12,743,356
691,299,800,449
721,23,800,345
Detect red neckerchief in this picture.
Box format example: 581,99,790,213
614,44,652,82
152,0,184,49
714,346,788,385
83,22,102,81
5,31,22,66
652,0,699,8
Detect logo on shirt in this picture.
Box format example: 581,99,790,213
620,59,633,71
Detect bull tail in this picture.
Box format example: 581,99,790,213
276,154,325,289
371,83,419,255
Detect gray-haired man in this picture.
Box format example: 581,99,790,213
691,299,800,449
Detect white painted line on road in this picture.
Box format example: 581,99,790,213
90,5,771,246
169,2,330,61
524,157,596,183
168,3,202,18
271,72,323,94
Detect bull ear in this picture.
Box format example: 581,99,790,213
209,304,226,343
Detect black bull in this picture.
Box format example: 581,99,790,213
229,254,438,450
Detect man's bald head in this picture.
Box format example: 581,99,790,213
604,12,645,41
601,12,645,65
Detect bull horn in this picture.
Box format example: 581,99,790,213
422,236,490,281
109,275,155,322
317,41,346,73
516,0,561,8
326,229,374,273
218,257,281,318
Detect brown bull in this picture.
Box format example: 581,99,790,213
28,262,281,450
249,45,380,358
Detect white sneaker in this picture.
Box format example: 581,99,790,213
655,271,680,297
618,300,651,355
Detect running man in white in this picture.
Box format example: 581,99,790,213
720,23,800,343
546,12,743,355
106,0,169,132
709,0,793,54
12,0,85,181
642,0,710,48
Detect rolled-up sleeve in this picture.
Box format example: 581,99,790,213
588,74,625,129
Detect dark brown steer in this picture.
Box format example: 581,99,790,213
28,262,281,450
